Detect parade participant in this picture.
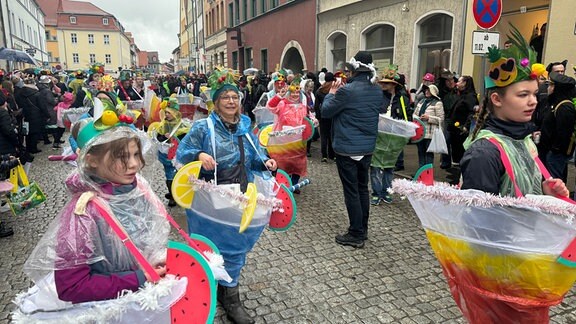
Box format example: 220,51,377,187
303,79,317,157
132,72,146,99
370,65,410,205
115,70,140,101
537,72,576,183
266,68,288,99
413,84,444,167
176,67,277,324
14,102,187,320
414,72,436,106
458,29,568,321
314,72,336,162
267,75,314,189
53,92,74,148
322,51,383,248
148,98,190,207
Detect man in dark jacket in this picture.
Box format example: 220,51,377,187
539,72,576,183
14,78,48,154
322,51,384,248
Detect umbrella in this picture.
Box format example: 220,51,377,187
0,47,37,65
243,67,259,76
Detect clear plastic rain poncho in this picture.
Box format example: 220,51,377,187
13,125,186,323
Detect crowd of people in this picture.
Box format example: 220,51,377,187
1,25,576,323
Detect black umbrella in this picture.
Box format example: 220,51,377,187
0,47,37,65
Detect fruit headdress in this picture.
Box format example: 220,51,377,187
208,67,240,101
485,24,547,89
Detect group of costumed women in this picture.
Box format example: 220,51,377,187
12,63,304,324
392,26,576,323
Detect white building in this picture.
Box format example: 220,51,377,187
0,0,48,69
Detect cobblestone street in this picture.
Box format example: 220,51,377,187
1,142,576,323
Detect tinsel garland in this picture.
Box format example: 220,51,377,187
269,125,305,137
391,179,576,226
188,175,283,212
62,107,91,116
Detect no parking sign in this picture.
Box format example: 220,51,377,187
473,0,502,30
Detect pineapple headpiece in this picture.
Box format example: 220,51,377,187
485,24,547,89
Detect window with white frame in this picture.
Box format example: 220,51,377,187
105,54,111,64
73,53,79,63
70,16,77,24
71,33,77,43
104,35,110,44
89,54,96,63
88,34,94,44
103,18,109,25
417,13,453,80
364,24,395,71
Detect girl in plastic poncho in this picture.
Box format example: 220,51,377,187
455,36,569,323
176,68,277,324
15,118,179,322
267,77,316,190
149,98,190,207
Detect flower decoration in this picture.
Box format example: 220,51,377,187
93,95,137,130
288,75,302,93
454,121,460,128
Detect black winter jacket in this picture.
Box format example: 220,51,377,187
37,83,58,126
0,108,19,155
15,86,49,134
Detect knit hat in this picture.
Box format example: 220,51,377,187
422,73,435,82
324,72,335,82
485,24,547,89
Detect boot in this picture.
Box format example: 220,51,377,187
165,180,176,206
217,285,255,324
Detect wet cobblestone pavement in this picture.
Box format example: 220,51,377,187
1,142,575,323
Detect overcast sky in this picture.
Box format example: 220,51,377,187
80,0,179,62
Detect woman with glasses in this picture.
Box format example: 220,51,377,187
176,68,277,324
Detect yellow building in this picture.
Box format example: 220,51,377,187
37,0,132,72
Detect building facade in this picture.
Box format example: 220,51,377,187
37,0,132,72
179,0,205,73
204,0,229,71
0,0,48,69
318,0,466,89
225,0,316,74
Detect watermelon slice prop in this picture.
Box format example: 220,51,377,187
558,237,576,267
302,117,315,142
167,241,217,324
410,117,426,143
413,164,434,186
268,184,297,232
275,169,292,189
188,233,220,255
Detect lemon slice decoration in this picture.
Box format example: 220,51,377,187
239,183,258,233
172,161,202,208
258,124,273,148
147,121,162,137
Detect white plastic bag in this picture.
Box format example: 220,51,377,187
427,128,448,154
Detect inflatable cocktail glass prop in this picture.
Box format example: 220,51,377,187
172,161,298,233
392,166,576,323
372,115,418,169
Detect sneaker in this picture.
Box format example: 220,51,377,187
370,196,381,206
0,223,14,238
0,201,10,213
335,233,364,248
321,158,328,163
381,195,393,204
